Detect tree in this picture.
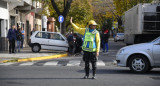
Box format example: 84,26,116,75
51,0,72,35
49,0,93,34
67,0,93,28
91,0,115,30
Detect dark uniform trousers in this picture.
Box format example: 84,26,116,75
83,51,97,76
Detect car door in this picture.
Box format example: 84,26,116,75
48,33,68,51
34,32,50,49
153,43,160,65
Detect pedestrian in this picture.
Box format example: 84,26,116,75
21,27,25,49
7,25,17,54
15,29,22,53
67,32,74,54
73,33,83,54
31,28,35,35
70,17,100,79
102,29,109,53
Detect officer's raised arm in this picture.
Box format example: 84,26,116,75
70,17,86,35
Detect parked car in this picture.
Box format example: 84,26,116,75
116,36,160,73
114,33,124,42
29,31,69,52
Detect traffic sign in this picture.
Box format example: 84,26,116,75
58,15,64,23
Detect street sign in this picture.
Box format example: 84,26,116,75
58,15,64,23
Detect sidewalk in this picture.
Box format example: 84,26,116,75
0,47,68,63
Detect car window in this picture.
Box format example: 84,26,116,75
48,33,64,41
35,32,48,39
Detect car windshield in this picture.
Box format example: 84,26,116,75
150,36,160,43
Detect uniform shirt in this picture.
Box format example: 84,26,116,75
71,23,100,53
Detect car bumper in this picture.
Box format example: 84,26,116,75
116,54,127,67
116,38,124,40
28,42,33,47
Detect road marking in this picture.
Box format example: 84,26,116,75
97,60,105,66
0,62,15,66
19,62,35,66
43,61,58,66
67,60,81,66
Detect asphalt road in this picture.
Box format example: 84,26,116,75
0,40,160,86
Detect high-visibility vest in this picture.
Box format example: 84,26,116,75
82,28,98,52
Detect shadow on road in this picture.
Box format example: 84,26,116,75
77,68,160,76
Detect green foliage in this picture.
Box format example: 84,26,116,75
67,0,93,28
49,0,93,31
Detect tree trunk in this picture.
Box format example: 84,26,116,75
61,17,66,35
51,0,72,35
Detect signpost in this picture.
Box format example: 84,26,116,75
58,15,64,33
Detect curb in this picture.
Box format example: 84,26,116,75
1,53,68,63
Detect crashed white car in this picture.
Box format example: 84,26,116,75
116,36,160,73
29,31,69,52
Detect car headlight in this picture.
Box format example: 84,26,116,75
117,49,125,54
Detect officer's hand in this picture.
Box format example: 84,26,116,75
96,52,99,57
70,17,72,24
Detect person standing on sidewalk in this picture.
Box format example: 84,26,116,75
7,25,17,54
15,29,22,53
70,17,100,79
21,27,25,49
102,29,109,53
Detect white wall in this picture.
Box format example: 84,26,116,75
0,1,9,20
1,20,8,37
0,1,9,37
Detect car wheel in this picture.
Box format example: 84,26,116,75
32,44,41,53
129,55,150,73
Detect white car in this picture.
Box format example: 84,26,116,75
29,31,69,52
114,33,124,42
116,36,160,73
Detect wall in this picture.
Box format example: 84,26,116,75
0,1,9,51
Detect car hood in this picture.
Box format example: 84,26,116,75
122,43,153,51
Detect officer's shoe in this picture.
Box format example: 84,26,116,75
83,75,89,79
92,75,96,79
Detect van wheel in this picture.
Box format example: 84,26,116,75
129,55,150,73
32,44,41,52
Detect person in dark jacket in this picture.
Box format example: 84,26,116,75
73,33,83,54
67,32,75,54
7,25,17,53
15,29,22,53
102,29,109,53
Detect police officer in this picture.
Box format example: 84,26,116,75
70,17,100,79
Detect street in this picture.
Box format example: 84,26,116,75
0,40,160,86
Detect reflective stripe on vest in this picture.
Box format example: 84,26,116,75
82,28,97,52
